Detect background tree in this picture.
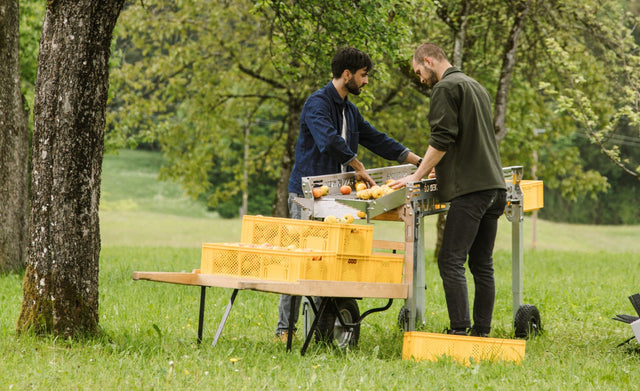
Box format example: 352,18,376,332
109,0,417,217
107,0,638,225
0,0,30,273
17,0,125,337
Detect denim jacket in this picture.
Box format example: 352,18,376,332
288,81,409,195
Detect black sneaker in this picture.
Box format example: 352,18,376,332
444,328,468,336
469,327,489,338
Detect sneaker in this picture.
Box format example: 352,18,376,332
273,330,295,342
469,328,489,338
444,328,468,336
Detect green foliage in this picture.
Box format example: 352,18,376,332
18,0,44,116
536,0,640,179
106,0,639,224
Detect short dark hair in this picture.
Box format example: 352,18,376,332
413,43,448,64
331,48,373,78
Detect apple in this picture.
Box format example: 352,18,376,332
371,185,384,199
324,215,337,223
340,185,352,195
343,214,354,223
312,187,323,198
356,189,371,200
355,181,367,191
320,185,329,196
356,211,366,219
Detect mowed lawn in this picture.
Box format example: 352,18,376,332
1,149,639,390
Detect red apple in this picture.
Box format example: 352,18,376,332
340,185,352,195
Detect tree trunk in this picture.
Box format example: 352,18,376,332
273,98,302,218
16,0,125,337
494,0,531,142
0,0,30,273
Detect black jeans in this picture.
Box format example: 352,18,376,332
437,189,507,334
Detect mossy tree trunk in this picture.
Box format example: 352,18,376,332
0,0,30,273
16,0,125,337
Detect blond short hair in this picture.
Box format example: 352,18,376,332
413,43,448,64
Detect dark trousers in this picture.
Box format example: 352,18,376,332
437,189,507,334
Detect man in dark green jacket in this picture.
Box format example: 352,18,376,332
391,43,506,337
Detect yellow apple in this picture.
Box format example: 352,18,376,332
371,185,384,199
324,215,337,223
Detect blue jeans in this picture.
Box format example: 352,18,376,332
437,189,507,334
276,193,303,333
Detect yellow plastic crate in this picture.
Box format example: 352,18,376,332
520,180,544,212
240,215,374,255
200,243,335,282
333,253,404,283
402,332,526,365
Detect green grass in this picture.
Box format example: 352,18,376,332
1,149,639,389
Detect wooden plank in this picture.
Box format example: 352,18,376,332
132,271,246,289
238,279,409,299
132,271,409,299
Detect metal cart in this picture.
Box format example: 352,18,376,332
132,164,541,354
295,164,542,340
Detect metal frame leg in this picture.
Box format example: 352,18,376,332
212,289,239,347
286,296,297,352
301,297,329,356
197,286,207,344
511,205,524,321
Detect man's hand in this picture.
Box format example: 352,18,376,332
349,158,377,187
355,169,376,187
388,173,421,190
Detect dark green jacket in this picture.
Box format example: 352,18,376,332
428,67,506,201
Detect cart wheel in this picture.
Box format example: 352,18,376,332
315,298,360,348
514,304,542,339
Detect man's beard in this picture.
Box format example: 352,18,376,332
345,77,362,95
424,68,438,88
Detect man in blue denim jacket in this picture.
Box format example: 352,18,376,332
276,47,421,341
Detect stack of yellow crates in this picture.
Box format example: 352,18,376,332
200,215,403,283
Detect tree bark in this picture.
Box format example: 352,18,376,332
494,0,531,142
16,0,125,337
273,98,302,217
0,0,30,273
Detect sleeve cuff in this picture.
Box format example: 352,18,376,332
343,155,356,168
397,148,410,164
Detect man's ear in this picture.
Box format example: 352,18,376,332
423,56,433,67
342,69,352,81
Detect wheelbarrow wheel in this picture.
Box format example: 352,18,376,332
315,298,360,348
514,304,542,339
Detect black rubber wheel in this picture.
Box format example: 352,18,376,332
514,304,542,339
315,298,360,348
